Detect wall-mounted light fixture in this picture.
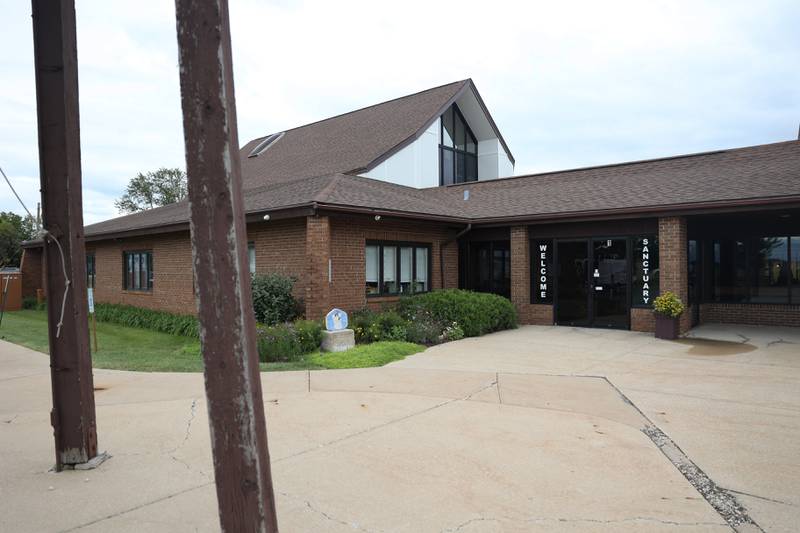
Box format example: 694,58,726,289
263,214,271,221
374,215,381,221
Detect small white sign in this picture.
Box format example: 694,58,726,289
593,268,600,278
87,288,95,314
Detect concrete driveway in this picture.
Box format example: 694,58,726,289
0,324,797,532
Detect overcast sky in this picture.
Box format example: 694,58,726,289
2,0,799,224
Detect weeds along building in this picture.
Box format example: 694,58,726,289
21,79,800,332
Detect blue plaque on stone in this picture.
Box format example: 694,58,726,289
325,308,348,331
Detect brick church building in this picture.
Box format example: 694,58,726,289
22,79,800,332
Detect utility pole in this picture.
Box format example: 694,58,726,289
31,0,98,470
174,1,279,531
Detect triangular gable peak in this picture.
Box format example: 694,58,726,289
361,80,515,188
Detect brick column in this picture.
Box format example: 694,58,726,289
305,215,331,320
510,225,554,325
658,216,691,333
510,226,531,322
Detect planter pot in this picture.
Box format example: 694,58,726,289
654,313,680,340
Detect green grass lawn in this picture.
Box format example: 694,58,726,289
0,310,424,372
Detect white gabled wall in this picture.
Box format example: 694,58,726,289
363,119,441,188
362,87,515,187
478,138,514,181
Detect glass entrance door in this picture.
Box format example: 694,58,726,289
556,238,630,329
556,241,590,326
591,239,628,328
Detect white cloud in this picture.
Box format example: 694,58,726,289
1,0,798,222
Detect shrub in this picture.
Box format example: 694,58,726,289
294,319,323,354
351,309,409,343
397,289,517,338
22,296,38,310
351,308,377,344
256,323,302,362
256,319,324,363
251,273,298,326
653,291,685,318
94,303,199,337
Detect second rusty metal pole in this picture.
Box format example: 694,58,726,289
174,1,279,531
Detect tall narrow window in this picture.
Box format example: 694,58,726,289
86,253,96,289
366,245,380,295
791,237,800,304
415,247,429,292
248,242,256,275
750,237,788,304
382,246,397,294
123,251,153,291
440,104,478,185
400,247,413,294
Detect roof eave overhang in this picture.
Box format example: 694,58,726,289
470,196,800,227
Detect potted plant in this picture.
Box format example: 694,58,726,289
652,291,685,340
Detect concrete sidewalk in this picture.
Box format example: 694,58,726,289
1,324,797,531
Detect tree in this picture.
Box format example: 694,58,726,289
114,168,187,214
0,211,38,268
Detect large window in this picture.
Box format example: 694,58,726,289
123,251,153,292
467,241,510,298
711,236,797,304
365,242,430,297
86,253,96,289
440,105,478,185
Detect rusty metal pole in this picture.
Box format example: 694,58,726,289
174,1,279,531
30,0,98,471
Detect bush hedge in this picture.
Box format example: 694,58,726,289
256,319,323,363
93,303,199,338
251,273,299,326
397,289,517,338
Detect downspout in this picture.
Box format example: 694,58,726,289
440,224,472,289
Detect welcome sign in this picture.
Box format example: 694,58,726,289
533,240,553,303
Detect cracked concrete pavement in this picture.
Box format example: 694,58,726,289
0,323,797,532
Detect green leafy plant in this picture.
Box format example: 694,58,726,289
397,289,517,338
93,303,199,337
653,291,685,318
293,319,323,354
256,323,302,363
251,273,298,326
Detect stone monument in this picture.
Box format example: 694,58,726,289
321,308,355,352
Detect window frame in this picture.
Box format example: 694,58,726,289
365,240,432,297
439,104,478,186
122,250,153,292
247,241,256,275
86,253,96,289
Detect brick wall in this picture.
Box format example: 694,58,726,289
630,307,655,332
89,232,195,315
658,216,691,334
510,226,553,325
248,219,307,301
700,303,800,327
312,215,459,319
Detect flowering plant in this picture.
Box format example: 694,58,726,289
653,291,685,318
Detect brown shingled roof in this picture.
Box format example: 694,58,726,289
238,79,470,188
82,140,800,240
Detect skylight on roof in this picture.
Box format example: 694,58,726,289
247,132,284,158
